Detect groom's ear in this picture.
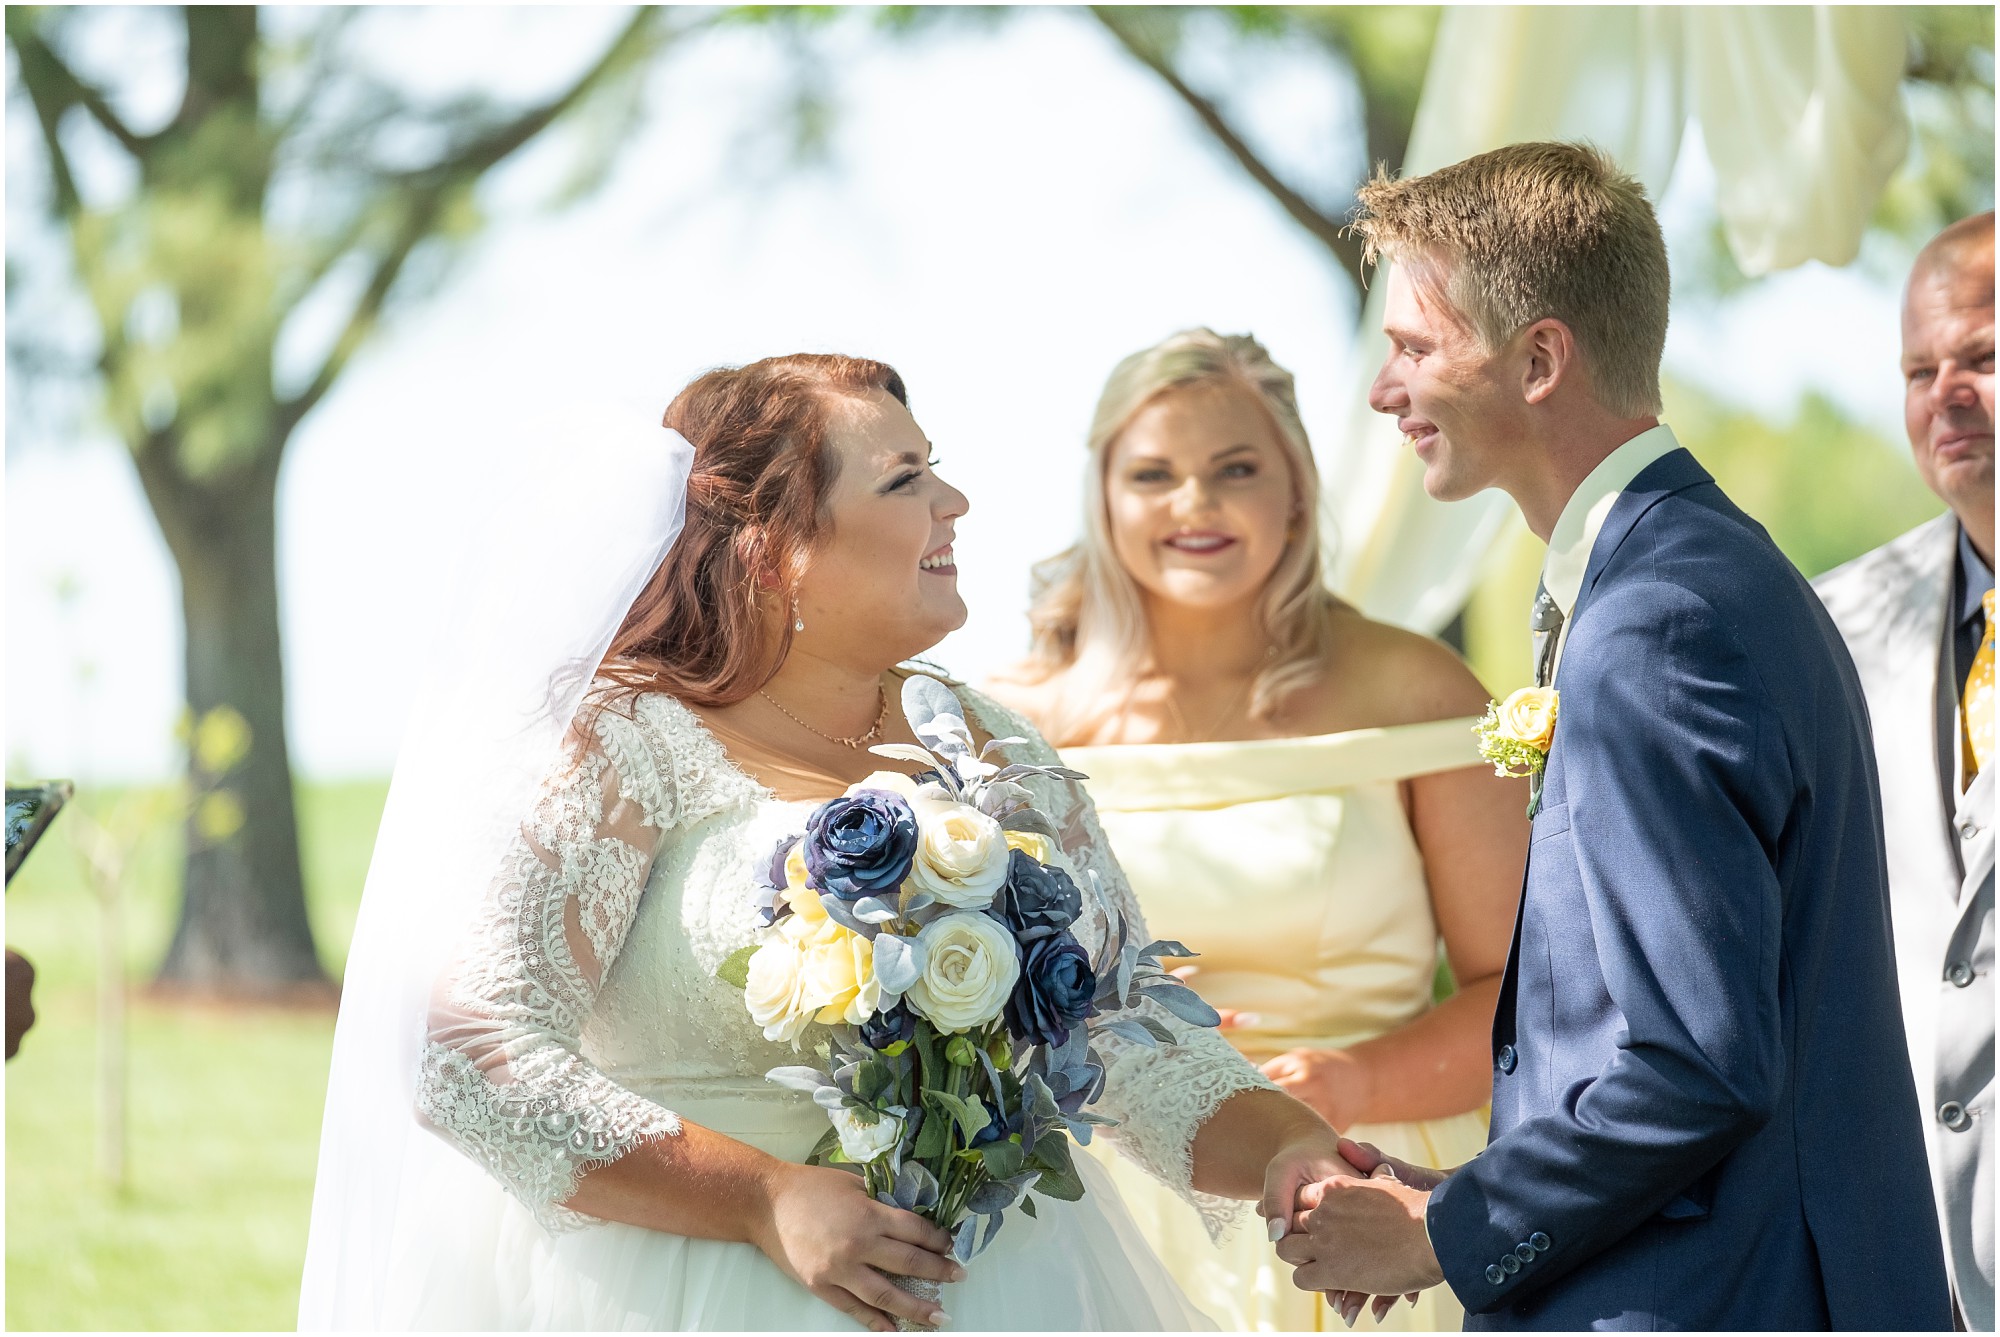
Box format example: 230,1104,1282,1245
1518,318,1577,406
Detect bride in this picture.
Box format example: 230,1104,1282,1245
298,353,1363,1331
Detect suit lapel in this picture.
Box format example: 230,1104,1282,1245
1571,447,1712,620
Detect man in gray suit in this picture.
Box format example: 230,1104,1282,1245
1817,211,1993,1330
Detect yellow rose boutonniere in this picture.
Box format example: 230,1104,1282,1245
1475,686,1559,778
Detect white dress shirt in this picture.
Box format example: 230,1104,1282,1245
1539,423,1685,676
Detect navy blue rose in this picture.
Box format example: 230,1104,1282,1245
987,849,1082,942
802,790,918,901
1005,930,1098,1049
858,1000,917,1050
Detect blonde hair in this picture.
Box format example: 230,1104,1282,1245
1350,141,1669,417
1020,328,1337,745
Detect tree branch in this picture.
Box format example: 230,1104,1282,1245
6,12,151,164
276,7,681,431
1090,5,1368,297
410,6,669,189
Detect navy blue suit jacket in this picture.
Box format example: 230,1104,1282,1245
1427,450,1952,1330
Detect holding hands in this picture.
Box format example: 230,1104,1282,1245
1272,1138,1451,1326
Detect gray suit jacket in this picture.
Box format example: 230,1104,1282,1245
1818,513,1994,1329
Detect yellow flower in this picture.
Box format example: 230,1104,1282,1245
800,926,882,1026
780,844,844,946
1497,686,1558,752
1003,830,1056,865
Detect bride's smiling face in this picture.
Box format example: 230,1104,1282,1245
793,388,970,664
1103,380,1298,613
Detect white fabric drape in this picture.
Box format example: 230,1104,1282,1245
1324,5,1910,632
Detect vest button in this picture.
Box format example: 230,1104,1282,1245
1941,1101,1972,1132
1497,1044,1518,1075
1948,961,1975,988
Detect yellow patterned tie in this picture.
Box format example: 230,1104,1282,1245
1966,588,1995,787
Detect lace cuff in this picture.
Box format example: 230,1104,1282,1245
1095,1012,1284,1240
418,699,688,1231
418,1043,682,1233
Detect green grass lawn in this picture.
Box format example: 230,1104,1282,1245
6,780,387,1331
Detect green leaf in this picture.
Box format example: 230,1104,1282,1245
806,1125,840,1166
715,944,758,989
854,1058,891,1104
1029,1128,1083,1199
925,1088,991,1144
1020,1195,1038,1219
913,1110,950,1160
976,1139,1025,1179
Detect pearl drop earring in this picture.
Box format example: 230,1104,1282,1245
792,599,805,633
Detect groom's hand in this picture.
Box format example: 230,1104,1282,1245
1278,1165,1446,1297
1323,1138,1450,1193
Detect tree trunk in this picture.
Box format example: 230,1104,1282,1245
139,442,329,998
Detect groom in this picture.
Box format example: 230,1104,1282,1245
1276,142,1953,1329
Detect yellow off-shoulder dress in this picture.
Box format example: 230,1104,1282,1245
1063,719,1492,1332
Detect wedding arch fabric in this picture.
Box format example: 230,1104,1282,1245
1325,5,1910,633
296,414,694,1328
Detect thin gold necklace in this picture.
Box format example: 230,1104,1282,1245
1161,673,1255,744
758,684,891,750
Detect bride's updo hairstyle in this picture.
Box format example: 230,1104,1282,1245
1021,328,1338,745
599,353,909,707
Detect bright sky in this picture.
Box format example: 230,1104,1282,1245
5,9,1914,781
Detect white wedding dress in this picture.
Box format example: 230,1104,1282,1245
379,681,1277,1330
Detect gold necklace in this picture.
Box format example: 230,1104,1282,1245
758,685,891,749
1161,673,1255,744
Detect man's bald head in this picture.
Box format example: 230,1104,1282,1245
1901,211,1994,562
1910,210,1995,291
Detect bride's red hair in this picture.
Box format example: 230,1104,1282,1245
597,353,908,708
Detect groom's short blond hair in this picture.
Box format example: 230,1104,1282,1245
1351,141,1669,417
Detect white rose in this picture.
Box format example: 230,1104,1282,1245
744,936,812,1043
830,1105,903,1164
905,911,1021,1034
907,799,1010,909
844,770,921,801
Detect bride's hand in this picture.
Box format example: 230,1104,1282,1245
752,1162,963,1332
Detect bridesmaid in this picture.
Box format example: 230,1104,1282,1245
987,328,1528,1331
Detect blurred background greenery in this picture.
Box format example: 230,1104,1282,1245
5,4,1990,1329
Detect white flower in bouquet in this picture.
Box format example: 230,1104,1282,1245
907,799,1010,908
830,1105,903,1163
800,926,883,1026
904,910,1020,1033
744,935,813,1043
844,770,923,801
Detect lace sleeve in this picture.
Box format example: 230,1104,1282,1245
417,702,684,1233
961,688,1282,1240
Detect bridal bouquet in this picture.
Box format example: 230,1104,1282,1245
717,674,1216,1272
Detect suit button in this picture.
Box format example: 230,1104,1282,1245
1501,1254,1522,1274
1497,1044,1518,1075
1948,961,1975,988
1485,1264,1507,1286
1529,1231,1551,1252
1515,1243,1536,1264
1941,1101,1973,1131
1962,819,1983,840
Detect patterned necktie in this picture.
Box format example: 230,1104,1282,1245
1526,581,1565,816
1531,581,1565,689
1965,587,1994,788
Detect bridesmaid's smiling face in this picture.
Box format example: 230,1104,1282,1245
1103,379,1298,613
795,387,970,665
